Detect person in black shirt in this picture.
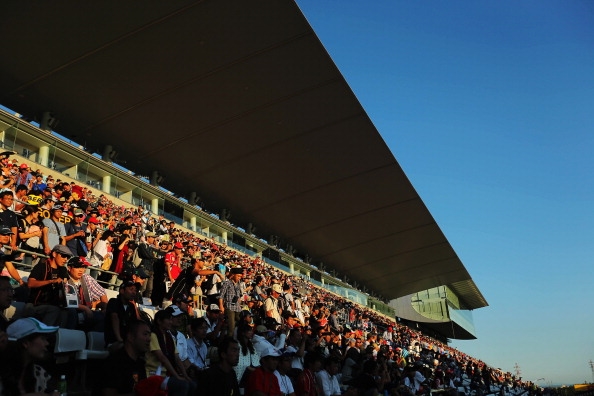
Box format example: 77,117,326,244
102,319,151,395
26,244,71,326
199,337,241,396
104,279,141,351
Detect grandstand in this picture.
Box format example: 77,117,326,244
1,0,486,343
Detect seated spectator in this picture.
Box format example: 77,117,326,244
235,322,261,394
145,309,194,396
64,256,106,331
0,318,59,395
245,343,281,396
204,303,225,345
0,275,14,330
316,356,342,396
199,337,241,396
0,226,26,287
25,244,71,326
104,279,142,351
186,317,209,378
295,352,324,396
102,319,152,395
275,350,296,396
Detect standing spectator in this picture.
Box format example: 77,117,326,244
265,284,284,324
64,208,88,257
165,242,184,282
137,231,159,298
17,205,44,266
0,226,26,287
26,244,71,326
41,204,66,256
219,267,244,334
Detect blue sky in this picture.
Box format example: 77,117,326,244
296,0,594,386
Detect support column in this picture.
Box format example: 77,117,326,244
221,231,227,244
151,198,159,215
289,262,294,274
102,175,111,194
38,145,49,167
190,216,197,232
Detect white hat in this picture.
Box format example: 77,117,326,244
272,284,283,294
7,318,58,341
260,344,281,358
208,304,221,311
167,305,184,317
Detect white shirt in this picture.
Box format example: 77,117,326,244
171,330,189,362
316,369,341,396
186,337,208,369
274,371,295,395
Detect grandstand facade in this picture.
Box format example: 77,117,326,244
1,0,487,340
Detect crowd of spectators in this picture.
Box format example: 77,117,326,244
0,156,541,395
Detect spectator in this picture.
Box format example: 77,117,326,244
186,317,209,376
265,283,284,324
25,244,71,326
145,309,193,396
136,231,159,298
204,303,225,345
102,319,152,395
235,322,261,394
0,226,26,287
1,318,59,394
41,204,66,256
0,190,19,252
64,207,88,257
17,205,44,266
167,305,192,376
65,256,107,331
219,267,244,334
0,275,14,330
89,230,115,280
165,242,184,282
275,350,297,396
104,279,142,351
245,342,281,396
199,337,241,396
316,356,342,396
295,352,324,396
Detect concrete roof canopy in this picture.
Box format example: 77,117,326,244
0,1,487,308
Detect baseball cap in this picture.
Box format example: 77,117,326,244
73,208,84,216
0,226,14,235
51,204,63,211
87,217,99,224
260,344,281,358
67,256,90,268
52,245,73,257
166,305,184,317
145,232,156,237
174,242,183,249
133,267,149,279
207,304,221,312
174,294,192,304
7,318,58,341
120,280,141,289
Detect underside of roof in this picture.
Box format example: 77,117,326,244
0,0,487,308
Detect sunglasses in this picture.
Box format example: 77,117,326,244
57,253,71,258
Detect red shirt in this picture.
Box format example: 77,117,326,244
245,367,281,396
165,251,181,280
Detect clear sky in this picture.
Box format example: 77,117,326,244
296,0,594,386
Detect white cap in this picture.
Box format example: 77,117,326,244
7,318,58,341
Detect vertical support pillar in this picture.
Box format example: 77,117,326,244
221,231,227,244
102,175,111,194
151,198,159,215
190,216,197,232
38,145,49,167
